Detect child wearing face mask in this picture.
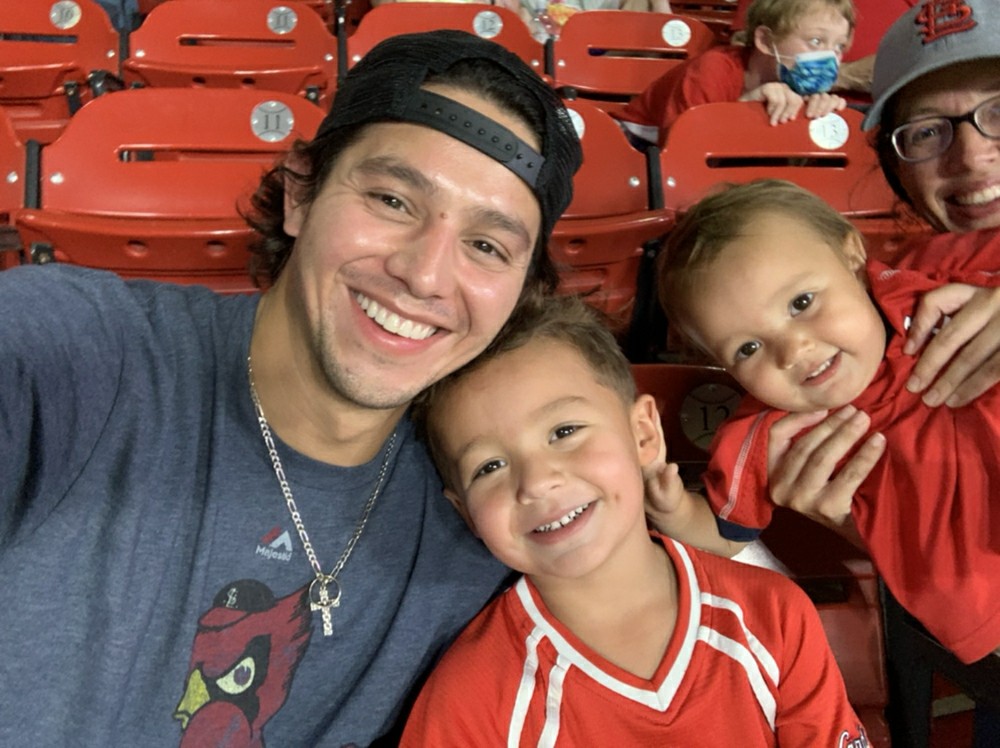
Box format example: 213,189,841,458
655,179,1000,665
616,0,853,147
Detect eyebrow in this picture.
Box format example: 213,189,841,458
468,205,534,250
353,155,437,195
449,395,587,466
353,156,535,248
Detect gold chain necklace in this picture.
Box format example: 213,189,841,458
248,357,397,637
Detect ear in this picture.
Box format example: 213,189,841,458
282,150,311,239
443,487,480,538
631,394,665,469
841,229,868,278
753,25,775,56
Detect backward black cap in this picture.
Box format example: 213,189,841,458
316,29,582,250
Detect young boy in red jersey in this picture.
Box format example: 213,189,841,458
402,293,868,746
617,0,851,146
657,179,1000,665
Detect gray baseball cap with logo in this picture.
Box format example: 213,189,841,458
863,0,1000,130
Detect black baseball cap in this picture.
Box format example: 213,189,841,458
316,29,582,248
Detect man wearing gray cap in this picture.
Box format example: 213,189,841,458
0,30,581,746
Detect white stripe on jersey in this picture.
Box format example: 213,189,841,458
539,655,570,748
509,630,543,748
701,592,780,686
697,627,778,730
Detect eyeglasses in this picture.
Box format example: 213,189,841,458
890,93,1000,163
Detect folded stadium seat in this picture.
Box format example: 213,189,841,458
551,10,715,116
631,361,892,748
15,87,324,292
0,107,27,269
0,0,122,145
657,101,923,256
665,0,738,44
122,0,338,108
552,98,673,332
346,3,546,77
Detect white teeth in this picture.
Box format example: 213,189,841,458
534,503,591,533
955,184,1000,206
807,358,833,380
356,294,436,340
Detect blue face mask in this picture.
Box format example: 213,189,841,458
775,49,840,95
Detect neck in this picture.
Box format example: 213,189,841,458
249,289,407,467
532,526,678,678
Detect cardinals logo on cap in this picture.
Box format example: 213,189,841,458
915,0,977,44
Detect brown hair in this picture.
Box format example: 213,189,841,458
657,179,859,352
413,292,635,488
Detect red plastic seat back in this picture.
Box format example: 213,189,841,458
16,87,324,288
0,0,121,143
551,99,672,327
0,108,26,268
347,3,546,76
123,0,338,107
553,11,715,107
659,102,896,216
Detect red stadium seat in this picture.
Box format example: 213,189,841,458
347,3,546,76
551,11,715,114
552,98,673,330
0,108,26,269
656,101,924,261
659,102,891,215
123,0,338,107
0,0,121,144
15,87,325,292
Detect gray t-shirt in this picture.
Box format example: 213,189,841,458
0,265,508,746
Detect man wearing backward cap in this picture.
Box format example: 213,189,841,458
0,30,582,746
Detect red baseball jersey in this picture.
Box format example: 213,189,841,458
402,535,867,747
704,258,1000,663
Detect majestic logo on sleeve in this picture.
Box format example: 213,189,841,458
174,580,312,747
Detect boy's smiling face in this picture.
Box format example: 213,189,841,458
681,211,886,413
431,338,661,583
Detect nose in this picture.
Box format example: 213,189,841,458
946,120,999,172
775,333,812,370
515,456,564,504
384,218,458,300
